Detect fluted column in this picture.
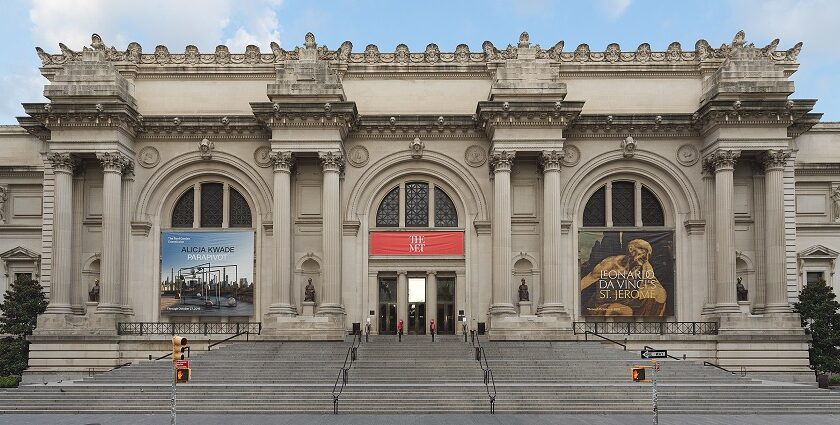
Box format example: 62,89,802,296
762,149,792,313
701,164,716,315
489,150,516,317
96,152,126,314
708,149,740,314
120,160,134,315
538,150,567,316
751,164,767,313
426,271,437,334
269,151,296,315
317,151,344,316
397,270,408,327
44,152,77,314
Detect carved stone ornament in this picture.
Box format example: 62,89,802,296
705,149,741,171
253,146,272,168
270,151,294,172
410,137,425,159
464,145,487,168
540,150,564,172
138,146,160,168
761,149,791,171
319,151,344,173
347,145,370,168
621,136,637,158
0,185,7,224
96,152,128,172
561,145,581,167
490,151,515,173
199,138,214,159
46,152,77,173
832,186,840,223
676,144,700,167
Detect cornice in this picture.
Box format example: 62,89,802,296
566,114,699,138
18,102,142,141
138,115,269,140
476,101,584,131
350,114,482,140
794,163,840,176
0,166,43,178
694,99,820,136
34,31,803,80
251,102,358,137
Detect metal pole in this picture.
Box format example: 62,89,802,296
171,362,177,425
651,360,658,425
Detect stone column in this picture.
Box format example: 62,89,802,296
44,152,76,314
71,167,85,314
762,149,792,313
96,152,126,314
120,160,134,315
489,150,516,317
397,270,408,328
701,164,716,315
538,150,566,316
268,151,296,315
708,149,740,314
317,151,344,316
752,164,767,313
426,271,437,334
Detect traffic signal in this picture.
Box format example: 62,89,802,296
632,367,646,382
175,367,191,383
172,336,188,363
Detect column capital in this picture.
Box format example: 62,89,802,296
490,150,515,173
96,152,129,174
426,270,437,277
46,152,79,174
540,149,564,173
760,149,792,172
122,158,135,179
318,151,344,173
704,149,740,172
397,270,408,276
270,151,294,173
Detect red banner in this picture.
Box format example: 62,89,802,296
370,231,464,256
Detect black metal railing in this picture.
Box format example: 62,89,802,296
208,330,252,350
470,331,497,414
582,330,627,350
573,321,718,335
118,322,262,336
332,332,362,414
152,346,191,361
703,361,746,376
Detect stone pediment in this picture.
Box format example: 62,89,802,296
0,246,40,261
798,245,840,260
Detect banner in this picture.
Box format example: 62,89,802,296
160,231,255,316
370,231,464,255
579,231,674,317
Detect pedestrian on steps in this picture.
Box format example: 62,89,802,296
397,319,404,342
430,319,436,342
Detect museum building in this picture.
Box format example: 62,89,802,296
1,31,839,382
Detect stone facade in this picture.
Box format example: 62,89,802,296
0,31,837,383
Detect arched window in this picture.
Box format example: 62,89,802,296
374,180,459,228
582,180,665,227
170,182,253,228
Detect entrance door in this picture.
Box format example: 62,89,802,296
378,277,397,334
407,277,426,334
436,277,456,334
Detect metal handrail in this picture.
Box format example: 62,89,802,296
583,330,627,350
208,330,251,350
152,346,191,361
573,321,718,335
703,361,737,375
472,333,497,414
643,345,686,361
331,332,362,414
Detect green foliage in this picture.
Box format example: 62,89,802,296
0,275,48,336
0,337,29,377
0,375,20,388
794,279,840,374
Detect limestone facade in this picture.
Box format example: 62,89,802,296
0,31,837,383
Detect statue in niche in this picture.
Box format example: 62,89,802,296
304,278,316,302
736,277,748,302
0,186,7,224
518,278,530,302
831,186,840,222
89,279,100,303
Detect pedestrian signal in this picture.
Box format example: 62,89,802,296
172,335,188,363
632,367,646,382
175,367,191,383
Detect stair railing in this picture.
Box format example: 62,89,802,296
703,361,739,375
583,330,627,350
208,330,252,350
471,332,497,414
331,331,362,414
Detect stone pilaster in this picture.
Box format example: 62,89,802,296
120,160,134,315
707,149,740,314
95,152,127,314
537,150,567,316
701,164,716,315
44,152,77,314
762,149,793,313
316,151,344,316
426,271,437,334
268,151,296,315
489,150,516,317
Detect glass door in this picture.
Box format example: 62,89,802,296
407,277,426,334
437,277,456,334
378,277,397,334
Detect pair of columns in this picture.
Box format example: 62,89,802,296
489,149,566,317
705,149,791,314
45,151,133,316
268,151,344,317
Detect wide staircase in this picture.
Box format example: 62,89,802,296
2,334,840,414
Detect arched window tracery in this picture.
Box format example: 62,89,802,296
373,180,459,228
581,180,666,228
170,182,253,228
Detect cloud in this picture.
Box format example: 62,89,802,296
0,68,47,122
728,0,840,53
599,0,632,20
224,0,283,49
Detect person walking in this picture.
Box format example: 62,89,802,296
430,319,436,342
397,319,404,342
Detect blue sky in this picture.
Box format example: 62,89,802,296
1,0,838,122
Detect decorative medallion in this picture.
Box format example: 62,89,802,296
561,145,581,167
464,145,486,168
347,146,369,168
137,146,160,168
676,144,700,167
254,146,272,168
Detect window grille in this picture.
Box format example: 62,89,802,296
229,187,252,228
404,182,429,227
611,181,635,227
200,183,224,227
171,188,194,228
582,186,606,227
434,187,458,227
376,187,400,227
641,186,665,226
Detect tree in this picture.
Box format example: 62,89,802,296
793,278,840,375
0,275,47,380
